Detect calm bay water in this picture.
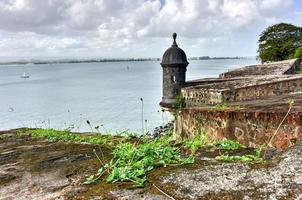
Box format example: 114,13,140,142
0,58,258,133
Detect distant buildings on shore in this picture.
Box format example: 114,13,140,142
188,56,244,60
0,56,248,65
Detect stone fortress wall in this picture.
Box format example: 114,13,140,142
175,58,302,149
182,59,302,107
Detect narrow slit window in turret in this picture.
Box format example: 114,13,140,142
171,76,176,83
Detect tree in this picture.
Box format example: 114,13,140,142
294,46,302,60
258,23,302,63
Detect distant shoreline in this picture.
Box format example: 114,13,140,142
0,56,250,65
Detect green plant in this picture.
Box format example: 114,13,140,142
258,23,302,62
255,145,264,158
19,128,115,147
216,154,259,162
86,120,94,133
182,135,243,153
174,92,185,109
212,103,231,110
216,146,264,163
214,139,242,150
294,46,302,60
212,103,243,111
119,129,138,139
85,136,194,187
182,134,211,154
19,128,264,187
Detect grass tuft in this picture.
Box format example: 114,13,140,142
18,128,116,147
216,146,264,163
212,103,243,111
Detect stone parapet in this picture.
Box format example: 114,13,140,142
182,59,301,106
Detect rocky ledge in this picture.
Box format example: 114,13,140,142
0,129,301,200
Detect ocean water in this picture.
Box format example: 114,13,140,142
0,58,258,133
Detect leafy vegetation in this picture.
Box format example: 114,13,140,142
211,103,242,111
294,46,302,60
216,154,263,163
216,146,264,163
182,133,242,154
84,135,194,187
173,92,185,109
212,103,231,110
183,134,211,154
18,128,116,147
17,128,265,187
258,23,302,62
214,139,241,150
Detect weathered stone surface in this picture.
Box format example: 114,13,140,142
219,59,300,78
155,142,302,200
0,129,104,200
1,130,302,200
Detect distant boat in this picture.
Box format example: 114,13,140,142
21,72,30,78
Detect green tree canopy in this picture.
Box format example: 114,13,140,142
258,23,302,63
294,46,302,59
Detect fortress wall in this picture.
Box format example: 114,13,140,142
173,59,302,149
174,108,302,149
182,76,302,107
234,77,302,102
181,59,301,107
182,87,226,106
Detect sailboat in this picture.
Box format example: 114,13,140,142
21,63,31,78
21,71,30,78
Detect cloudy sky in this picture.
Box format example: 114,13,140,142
0,0,301,59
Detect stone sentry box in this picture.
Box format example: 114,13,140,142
160,33,189,108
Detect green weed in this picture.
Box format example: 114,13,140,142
182,135,242,153
85,136,194,187
174,92,185,109
18,128,115,147
212,103,243,111
214,139,242,150
182,134,211,154
18,128,263,187
212,103,231,110
216,146,264,163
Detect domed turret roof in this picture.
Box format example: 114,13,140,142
161,33,189,66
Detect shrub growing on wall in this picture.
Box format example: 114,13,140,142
258,23,302,63
174,92,185,109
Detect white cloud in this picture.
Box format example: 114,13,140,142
260,0,292,11
0,0,297,58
